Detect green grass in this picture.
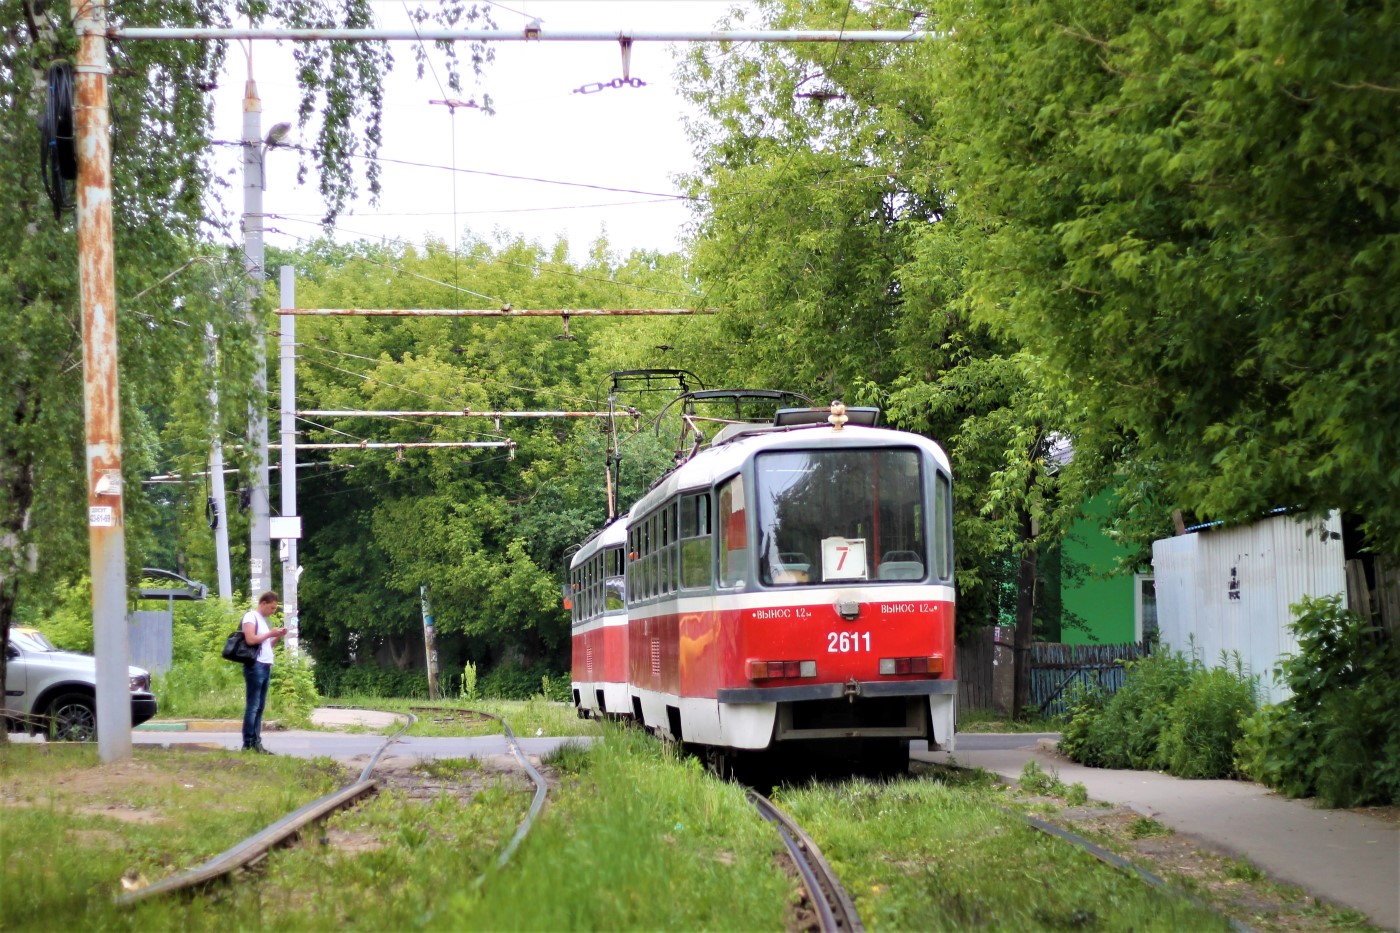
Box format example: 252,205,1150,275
446,725,791,929
958,707,1062,733
772,776,1232,931
0,743,346,931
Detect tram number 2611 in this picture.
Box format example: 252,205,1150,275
828,631,871,653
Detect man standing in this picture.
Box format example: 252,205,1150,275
241,590,287,753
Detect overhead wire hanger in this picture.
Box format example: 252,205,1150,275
572,38,646,95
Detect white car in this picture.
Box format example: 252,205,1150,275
2,627,158,740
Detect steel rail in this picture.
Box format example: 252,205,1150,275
1012,810,1254,933
408,705,550,883
115,710,417,907
748,791,865,933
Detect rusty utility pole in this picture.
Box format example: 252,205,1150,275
74,0,131,762
420,584,440,700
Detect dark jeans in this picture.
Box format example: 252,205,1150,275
242,661,272,749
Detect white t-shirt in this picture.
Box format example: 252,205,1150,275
242,609,276,665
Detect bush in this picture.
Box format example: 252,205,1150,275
479,660,569,701
32,577,94,653
1158,656,1257,779
1238,596,1400,807
154,600,324,723
1061,650,1193,770
270,648,320,726
151,599,248,719
315,663,438,699
1057,681,1108,766
1059,648,1258,779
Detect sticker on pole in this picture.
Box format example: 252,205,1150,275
821,537,867,581
89,506,115,527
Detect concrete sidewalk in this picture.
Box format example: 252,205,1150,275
915,736,1399,931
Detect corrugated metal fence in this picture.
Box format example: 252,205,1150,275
1029,641,1149,717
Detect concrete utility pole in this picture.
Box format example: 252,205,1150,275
73,0,131,762
244,68,272,600
206,324,233,600
278,266,300,654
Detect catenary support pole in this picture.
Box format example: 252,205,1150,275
279,267,299,655
420,584,439,701
206,324,233,601
244,68,272,599
74,0,131,762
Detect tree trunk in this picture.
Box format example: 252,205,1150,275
0,444,37,746
1011,504,1037,719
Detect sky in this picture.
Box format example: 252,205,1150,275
209,1,750,263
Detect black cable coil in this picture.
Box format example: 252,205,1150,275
39,61,77,221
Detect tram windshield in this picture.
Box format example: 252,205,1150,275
755,448,927,586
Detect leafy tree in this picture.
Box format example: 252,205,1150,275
670,1,1099,716
279,235,690,677
0,0,497,734
926,0,1400,554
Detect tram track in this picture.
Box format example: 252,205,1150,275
115,705,548,907
747,790,865,933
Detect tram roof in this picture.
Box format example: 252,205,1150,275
569,516,628,570
629,423,951,520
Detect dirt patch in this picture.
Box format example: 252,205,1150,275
1349,804,1400,825
343,752,538,803
69,828,127,849
321,828,386,854
1039,804,1374,932
72,804,169,824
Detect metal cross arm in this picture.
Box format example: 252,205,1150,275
276,307,715,316
106,27,938,43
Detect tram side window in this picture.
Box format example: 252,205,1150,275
592,555,601,618
659,506,672,595
586,557,595,620
627,529,639,607
717,475,748,587
638,520,650,601
650,513,661,599
934,471,952,581
681,492,712,589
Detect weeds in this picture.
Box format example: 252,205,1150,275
1127,817,1171,839
777,774,1227,931
1018,760,1089,805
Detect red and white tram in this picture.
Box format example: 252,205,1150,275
574,404,957,771
568,518,629,719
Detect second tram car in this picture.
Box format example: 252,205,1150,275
573,403,957,772
568,519,629,719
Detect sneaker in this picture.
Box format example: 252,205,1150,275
253,744,274,755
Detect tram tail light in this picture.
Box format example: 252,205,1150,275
746,659,817,681
879,655,944,676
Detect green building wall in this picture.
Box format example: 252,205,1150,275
1058,492,1139,645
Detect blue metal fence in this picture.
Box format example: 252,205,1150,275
1030,641,1150,717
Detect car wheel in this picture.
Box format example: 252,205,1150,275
47,693,97,742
